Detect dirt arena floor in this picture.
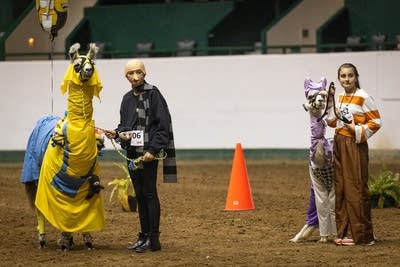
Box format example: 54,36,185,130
1,159,399,267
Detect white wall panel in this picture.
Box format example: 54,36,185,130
0,51,399,150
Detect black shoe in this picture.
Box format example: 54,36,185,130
135,232,161,253
150,241,161,252
134,238,151,253
127,232,147,250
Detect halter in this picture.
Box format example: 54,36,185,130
303,89,329,121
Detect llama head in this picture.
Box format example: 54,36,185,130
68,43,99,82
304,77,328,116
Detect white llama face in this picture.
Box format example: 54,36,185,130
307,90,328,114
73,56,95,81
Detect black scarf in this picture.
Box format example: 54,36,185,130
136,84,177,183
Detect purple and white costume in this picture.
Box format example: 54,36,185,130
290,78,337,243
305,78,336,239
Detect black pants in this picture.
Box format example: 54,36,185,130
127,151,160,234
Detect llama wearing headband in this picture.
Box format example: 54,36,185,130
21,43,105,251
290,77,336,243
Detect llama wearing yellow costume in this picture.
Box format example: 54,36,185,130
22,43,104,251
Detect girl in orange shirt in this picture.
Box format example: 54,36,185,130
326,63,382,246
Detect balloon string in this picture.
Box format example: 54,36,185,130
50,37,54,114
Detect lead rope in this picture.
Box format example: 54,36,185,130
329,82,352,124
95,127,167,171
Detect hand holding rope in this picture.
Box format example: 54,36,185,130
95,127,167,171
328,82,353,124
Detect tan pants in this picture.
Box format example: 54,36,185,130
333,134,374,244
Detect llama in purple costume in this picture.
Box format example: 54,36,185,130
290,78,336,243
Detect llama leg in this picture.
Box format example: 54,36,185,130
309,167,330,241
36,208,46,248
306,184,319,227
83,233,94,250
289,185,318,242
289,224,317,243
328,188,337,238
58,232,74,251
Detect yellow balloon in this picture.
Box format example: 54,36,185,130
36,0,69,39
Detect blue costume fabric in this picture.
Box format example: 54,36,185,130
20,115,60,184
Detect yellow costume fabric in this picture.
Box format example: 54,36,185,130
35,64,104,233
60,63,102,99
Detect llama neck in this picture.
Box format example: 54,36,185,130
310,115,326,140
309,114,332,165
66,83,94,124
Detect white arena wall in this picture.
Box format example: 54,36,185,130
0,51,399,151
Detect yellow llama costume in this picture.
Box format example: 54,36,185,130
35,63,104,233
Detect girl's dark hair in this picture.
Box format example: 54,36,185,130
337,63,361,88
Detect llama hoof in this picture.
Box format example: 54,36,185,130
289,224,316,243
85,241,94,250
318,236,329,243
83,234,94,250
39,234,46,248
289,237,300,243
58,233,74,251
59,240,70,252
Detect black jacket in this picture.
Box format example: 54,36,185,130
116,82,171,155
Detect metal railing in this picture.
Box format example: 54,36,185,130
3,41,399,60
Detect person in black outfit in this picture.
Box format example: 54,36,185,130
104,59,177,253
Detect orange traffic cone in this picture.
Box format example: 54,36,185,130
224,143,255,211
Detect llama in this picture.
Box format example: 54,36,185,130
290,77,336,243
20,43,105,251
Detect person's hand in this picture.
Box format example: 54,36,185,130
143,151,155,162
104,129,117,139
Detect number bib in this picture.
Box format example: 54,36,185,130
130,130,144,146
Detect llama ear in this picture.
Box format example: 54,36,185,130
87,43,99,60
304,77,311,89
69,43,80,62
321,77,327,88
